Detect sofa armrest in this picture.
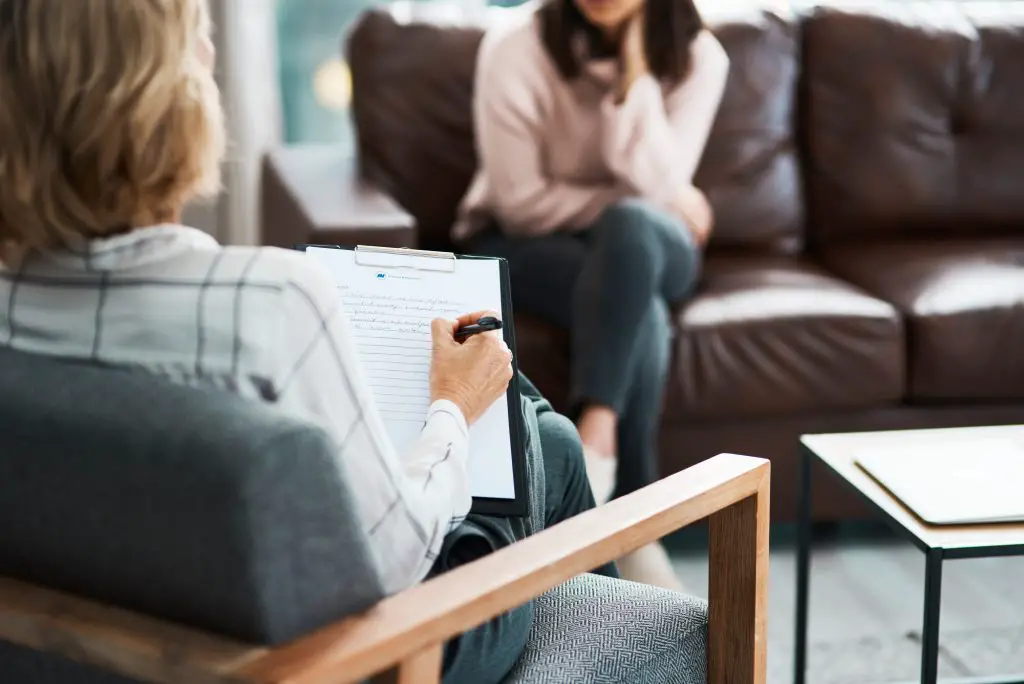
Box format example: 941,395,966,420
261,145,415,249
0,454,769,684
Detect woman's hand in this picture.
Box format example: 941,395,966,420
675,186,714,246
616,13,649,102
430,311,514,425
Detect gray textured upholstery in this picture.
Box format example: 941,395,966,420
0,641,143,684
0,347,709,683
0,347,384,647
505,575,708,684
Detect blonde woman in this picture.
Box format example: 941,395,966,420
0,2,615,682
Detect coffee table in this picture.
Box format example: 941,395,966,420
793,425,1024,684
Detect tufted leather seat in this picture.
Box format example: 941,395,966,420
668,255,904,420
821,240,1024,401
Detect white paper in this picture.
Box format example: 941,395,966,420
306,247,516,500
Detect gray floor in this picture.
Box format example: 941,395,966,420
670,532,1024,684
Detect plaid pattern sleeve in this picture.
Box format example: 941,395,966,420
276,263,472,594
0,226,472,596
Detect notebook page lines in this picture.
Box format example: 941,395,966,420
342,290,465,425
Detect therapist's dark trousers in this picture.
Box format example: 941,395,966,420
432,373,618,684
472,198,702,499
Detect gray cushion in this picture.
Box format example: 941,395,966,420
0,347,384,647
504,574,708,684
0,641,142,684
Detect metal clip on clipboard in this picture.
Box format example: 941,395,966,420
354,245,457,273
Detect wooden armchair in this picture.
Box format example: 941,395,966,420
0,347,768,684
0,455,768,684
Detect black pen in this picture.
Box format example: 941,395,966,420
455,316,503,341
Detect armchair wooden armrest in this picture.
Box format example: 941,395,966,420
0,453,769,684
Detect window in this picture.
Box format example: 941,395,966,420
277,0,532,148
277,0,366,150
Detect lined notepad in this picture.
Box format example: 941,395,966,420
306,246,516,501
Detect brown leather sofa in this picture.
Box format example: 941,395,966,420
261,1,1024,521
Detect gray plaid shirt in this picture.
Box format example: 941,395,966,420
0,225,471,594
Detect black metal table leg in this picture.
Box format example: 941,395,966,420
794,446,813,684
921,549,943,684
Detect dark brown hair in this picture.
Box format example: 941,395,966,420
538,0,704,86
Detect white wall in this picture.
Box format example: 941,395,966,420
187,0,283,245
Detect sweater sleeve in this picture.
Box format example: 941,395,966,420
276,263,472,595
474,31,623,237
600,30,730,206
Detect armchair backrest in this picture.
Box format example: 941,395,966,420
0,347,384,681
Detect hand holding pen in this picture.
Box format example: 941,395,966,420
429,312,512,424
454,315,503,340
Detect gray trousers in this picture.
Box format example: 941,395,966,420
432,374,617,684
472,199,701,498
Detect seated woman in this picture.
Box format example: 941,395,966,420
0,1,613,682
456,0,730,588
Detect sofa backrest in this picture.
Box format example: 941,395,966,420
0,348,384,656
802,1,1024,245
348,4,485,251
347,2,804,254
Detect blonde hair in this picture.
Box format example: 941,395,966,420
0,0,225,250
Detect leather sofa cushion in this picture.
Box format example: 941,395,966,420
347,3,803,252
665,255,905,421
803,2,1024,244
820,240,1024,401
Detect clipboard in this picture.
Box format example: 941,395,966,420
297,244,529,518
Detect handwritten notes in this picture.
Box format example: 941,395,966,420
344,293,457,425
306,247,516,501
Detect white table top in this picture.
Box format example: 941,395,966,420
802,425,1024,555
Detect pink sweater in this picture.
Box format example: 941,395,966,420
454,15,730,240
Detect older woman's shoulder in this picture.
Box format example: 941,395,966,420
218,245,338,304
